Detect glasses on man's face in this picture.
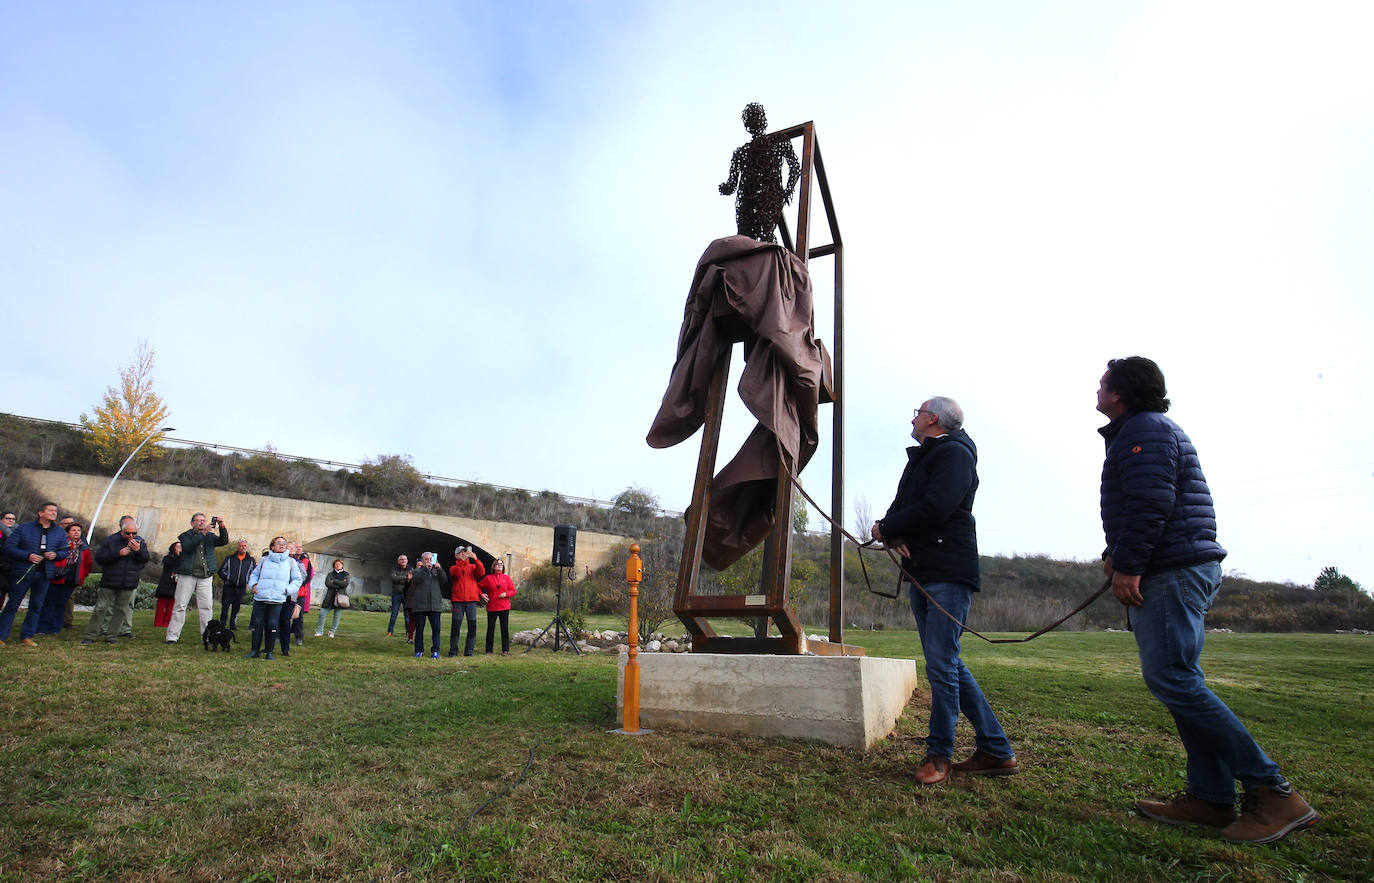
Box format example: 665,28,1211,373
913,408,933,419
122,531,137,537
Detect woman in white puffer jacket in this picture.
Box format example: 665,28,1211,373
244,536,303,660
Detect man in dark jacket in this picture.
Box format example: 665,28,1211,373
0,502,69,648
1097,357,1317,844
408,552,449,659
216,540,255,630
0,511,17,611
873,398,1016,786
84,516,151,644
388,554,412,638
166,513,230,644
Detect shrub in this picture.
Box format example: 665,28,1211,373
349,593,394,613
75,580,160,608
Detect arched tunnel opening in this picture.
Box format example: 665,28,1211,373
302,526,501,595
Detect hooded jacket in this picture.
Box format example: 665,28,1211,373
876,430,981,591
248,550,305,604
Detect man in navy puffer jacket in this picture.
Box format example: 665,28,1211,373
1097,357,1317,844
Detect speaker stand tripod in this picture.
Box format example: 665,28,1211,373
526,565,582,655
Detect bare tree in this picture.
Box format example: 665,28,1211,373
852,495,873,543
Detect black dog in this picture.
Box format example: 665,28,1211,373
203,620,237,652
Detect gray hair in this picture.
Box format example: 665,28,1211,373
118,516,136,528
927,396,964,431
191,512,206,523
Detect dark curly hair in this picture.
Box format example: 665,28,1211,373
1105,357,1170,413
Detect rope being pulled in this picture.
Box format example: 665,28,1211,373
776,442,1112,645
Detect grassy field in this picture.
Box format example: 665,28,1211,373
1,610,1370,882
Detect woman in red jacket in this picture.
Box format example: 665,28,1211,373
478,559,517,655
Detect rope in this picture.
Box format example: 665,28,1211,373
775,439,1112,644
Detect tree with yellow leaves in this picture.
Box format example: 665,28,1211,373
79,340,172,467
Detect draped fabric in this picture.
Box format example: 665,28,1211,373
647,235,821,570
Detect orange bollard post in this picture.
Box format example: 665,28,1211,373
621,544,644,733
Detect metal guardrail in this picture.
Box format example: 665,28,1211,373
4,412,684,519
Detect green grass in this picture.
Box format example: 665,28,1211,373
1,611,1370,881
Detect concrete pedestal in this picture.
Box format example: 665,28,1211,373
617,652,919,750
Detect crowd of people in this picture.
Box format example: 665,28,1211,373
0,509,518,665
385,546,516,658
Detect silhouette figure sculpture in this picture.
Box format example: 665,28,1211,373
719,103,801,243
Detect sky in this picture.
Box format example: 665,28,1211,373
3,1,1372,589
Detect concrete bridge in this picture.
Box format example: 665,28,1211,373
21,468,630,596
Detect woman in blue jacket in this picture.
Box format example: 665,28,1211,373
244,536,303,660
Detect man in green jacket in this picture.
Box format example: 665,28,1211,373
165,512,229,644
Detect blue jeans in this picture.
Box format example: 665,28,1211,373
1132,562,1283,803
317,606,342,635
38,583,75,633
909,581,1014,760
388,592,408,633
0,570,51,641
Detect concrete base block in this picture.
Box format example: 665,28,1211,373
617,653,919,750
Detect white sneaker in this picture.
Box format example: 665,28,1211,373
328,631,335,638
314,631,323,638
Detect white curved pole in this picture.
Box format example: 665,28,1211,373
88,425,175,537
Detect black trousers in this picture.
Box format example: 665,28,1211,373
276,602,294,653
485,609,510,653
250,601,282,654
220,585,245,629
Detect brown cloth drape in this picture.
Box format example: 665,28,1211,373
646,235,822,570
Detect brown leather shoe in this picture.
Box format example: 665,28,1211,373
952,750,1020,776
21,638,38,648
915,755,951,786
1136,791,1237,828
1221,784,1318,844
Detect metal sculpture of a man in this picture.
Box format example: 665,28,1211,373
719,103,801,243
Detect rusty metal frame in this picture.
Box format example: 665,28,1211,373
673,121,851,655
